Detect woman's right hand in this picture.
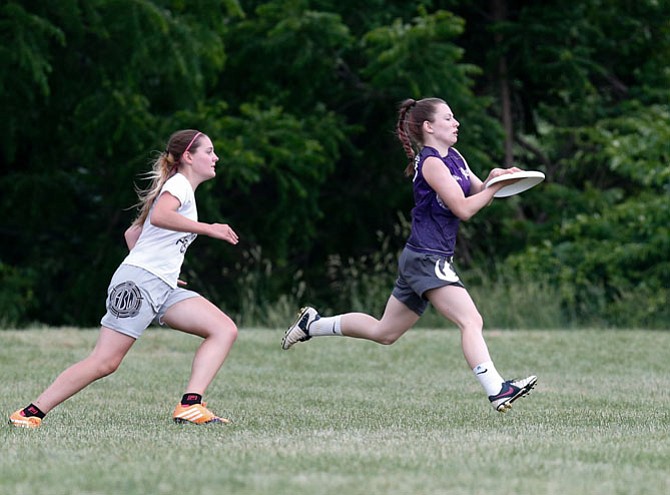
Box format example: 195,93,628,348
124,224,143,251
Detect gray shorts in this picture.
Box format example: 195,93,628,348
100,265,200,339
391,247,465,316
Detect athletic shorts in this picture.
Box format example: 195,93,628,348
100,264,200,339
391,247,465,316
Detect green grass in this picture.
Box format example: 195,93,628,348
2,327,669,495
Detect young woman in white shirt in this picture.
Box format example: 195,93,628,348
10,129,239,428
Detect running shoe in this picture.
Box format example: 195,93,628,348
172,402,230,425
488,375,538,412
281,307,319,350
8,409,42,429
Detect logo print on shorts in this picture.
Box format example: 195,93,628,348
108,281,143,319
434,259,460,283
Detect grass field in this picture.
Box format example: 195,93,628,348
2,327,669,495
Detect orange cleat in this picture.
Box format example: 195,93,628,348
8,409,42,429
172,402,230,425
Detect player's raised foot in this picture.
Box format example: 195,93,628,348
489,375,538,413
282,307,319,350
172,402,230,425
8,409,42,429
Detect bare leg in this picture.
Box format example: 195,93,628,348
34,327,136,413
426,285,490,368
341,295,421,345
162,296,237,395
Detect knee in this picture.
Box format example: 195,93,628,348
214,317,238,343
374,331,401,346
459,313,484,335
227,321,239,342
92,357,122,378
376,336,399,346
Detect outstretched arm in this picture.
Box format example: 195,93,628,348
424,157,525,220
469,166,522,194
150,191,239,245
423,157,501,221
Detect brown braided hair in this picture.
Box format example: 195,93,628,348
396,97,446,177
130,129,204,227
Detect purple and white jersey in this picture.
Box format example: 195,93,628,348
405,146,471,256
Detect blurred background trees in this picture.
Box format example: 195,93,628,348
1,0,668,328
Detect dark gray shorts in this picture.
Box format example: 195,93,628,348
100,265,200,339
391,247,465,316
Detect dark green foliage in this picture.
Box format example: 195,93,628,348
0,0,668,327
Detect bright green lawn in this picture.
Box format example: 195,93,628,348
2,328,669,495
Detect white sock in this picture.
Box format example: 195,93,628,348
473,361,505,396
309,315,342,336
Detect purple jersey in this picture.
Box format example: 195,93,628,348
405,146,472,256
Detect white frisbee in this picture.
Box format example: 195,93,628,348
485,170,546,198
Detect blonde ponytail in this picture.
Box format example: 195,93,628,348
130,129,203,227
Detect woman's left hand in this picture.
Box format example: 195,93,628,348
207,223,240,245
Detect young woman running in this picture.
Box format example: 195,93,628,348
282,98,537,412
10,129,239,428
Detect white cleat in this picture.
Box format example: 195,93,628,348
281,307,319,350
489,375,538,412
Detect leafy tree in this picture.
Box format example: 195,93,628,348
462,0,670,325
214,2,503,304
0,0,667,328
0,0,239,324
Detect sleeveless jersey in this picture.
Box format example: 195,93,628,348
405,146,472,256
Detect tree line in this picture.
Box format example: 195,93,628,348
1,0,668,328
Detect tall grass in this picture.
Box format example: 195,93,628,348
233,238,566,329
231,227,665,329
2,327,669,495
